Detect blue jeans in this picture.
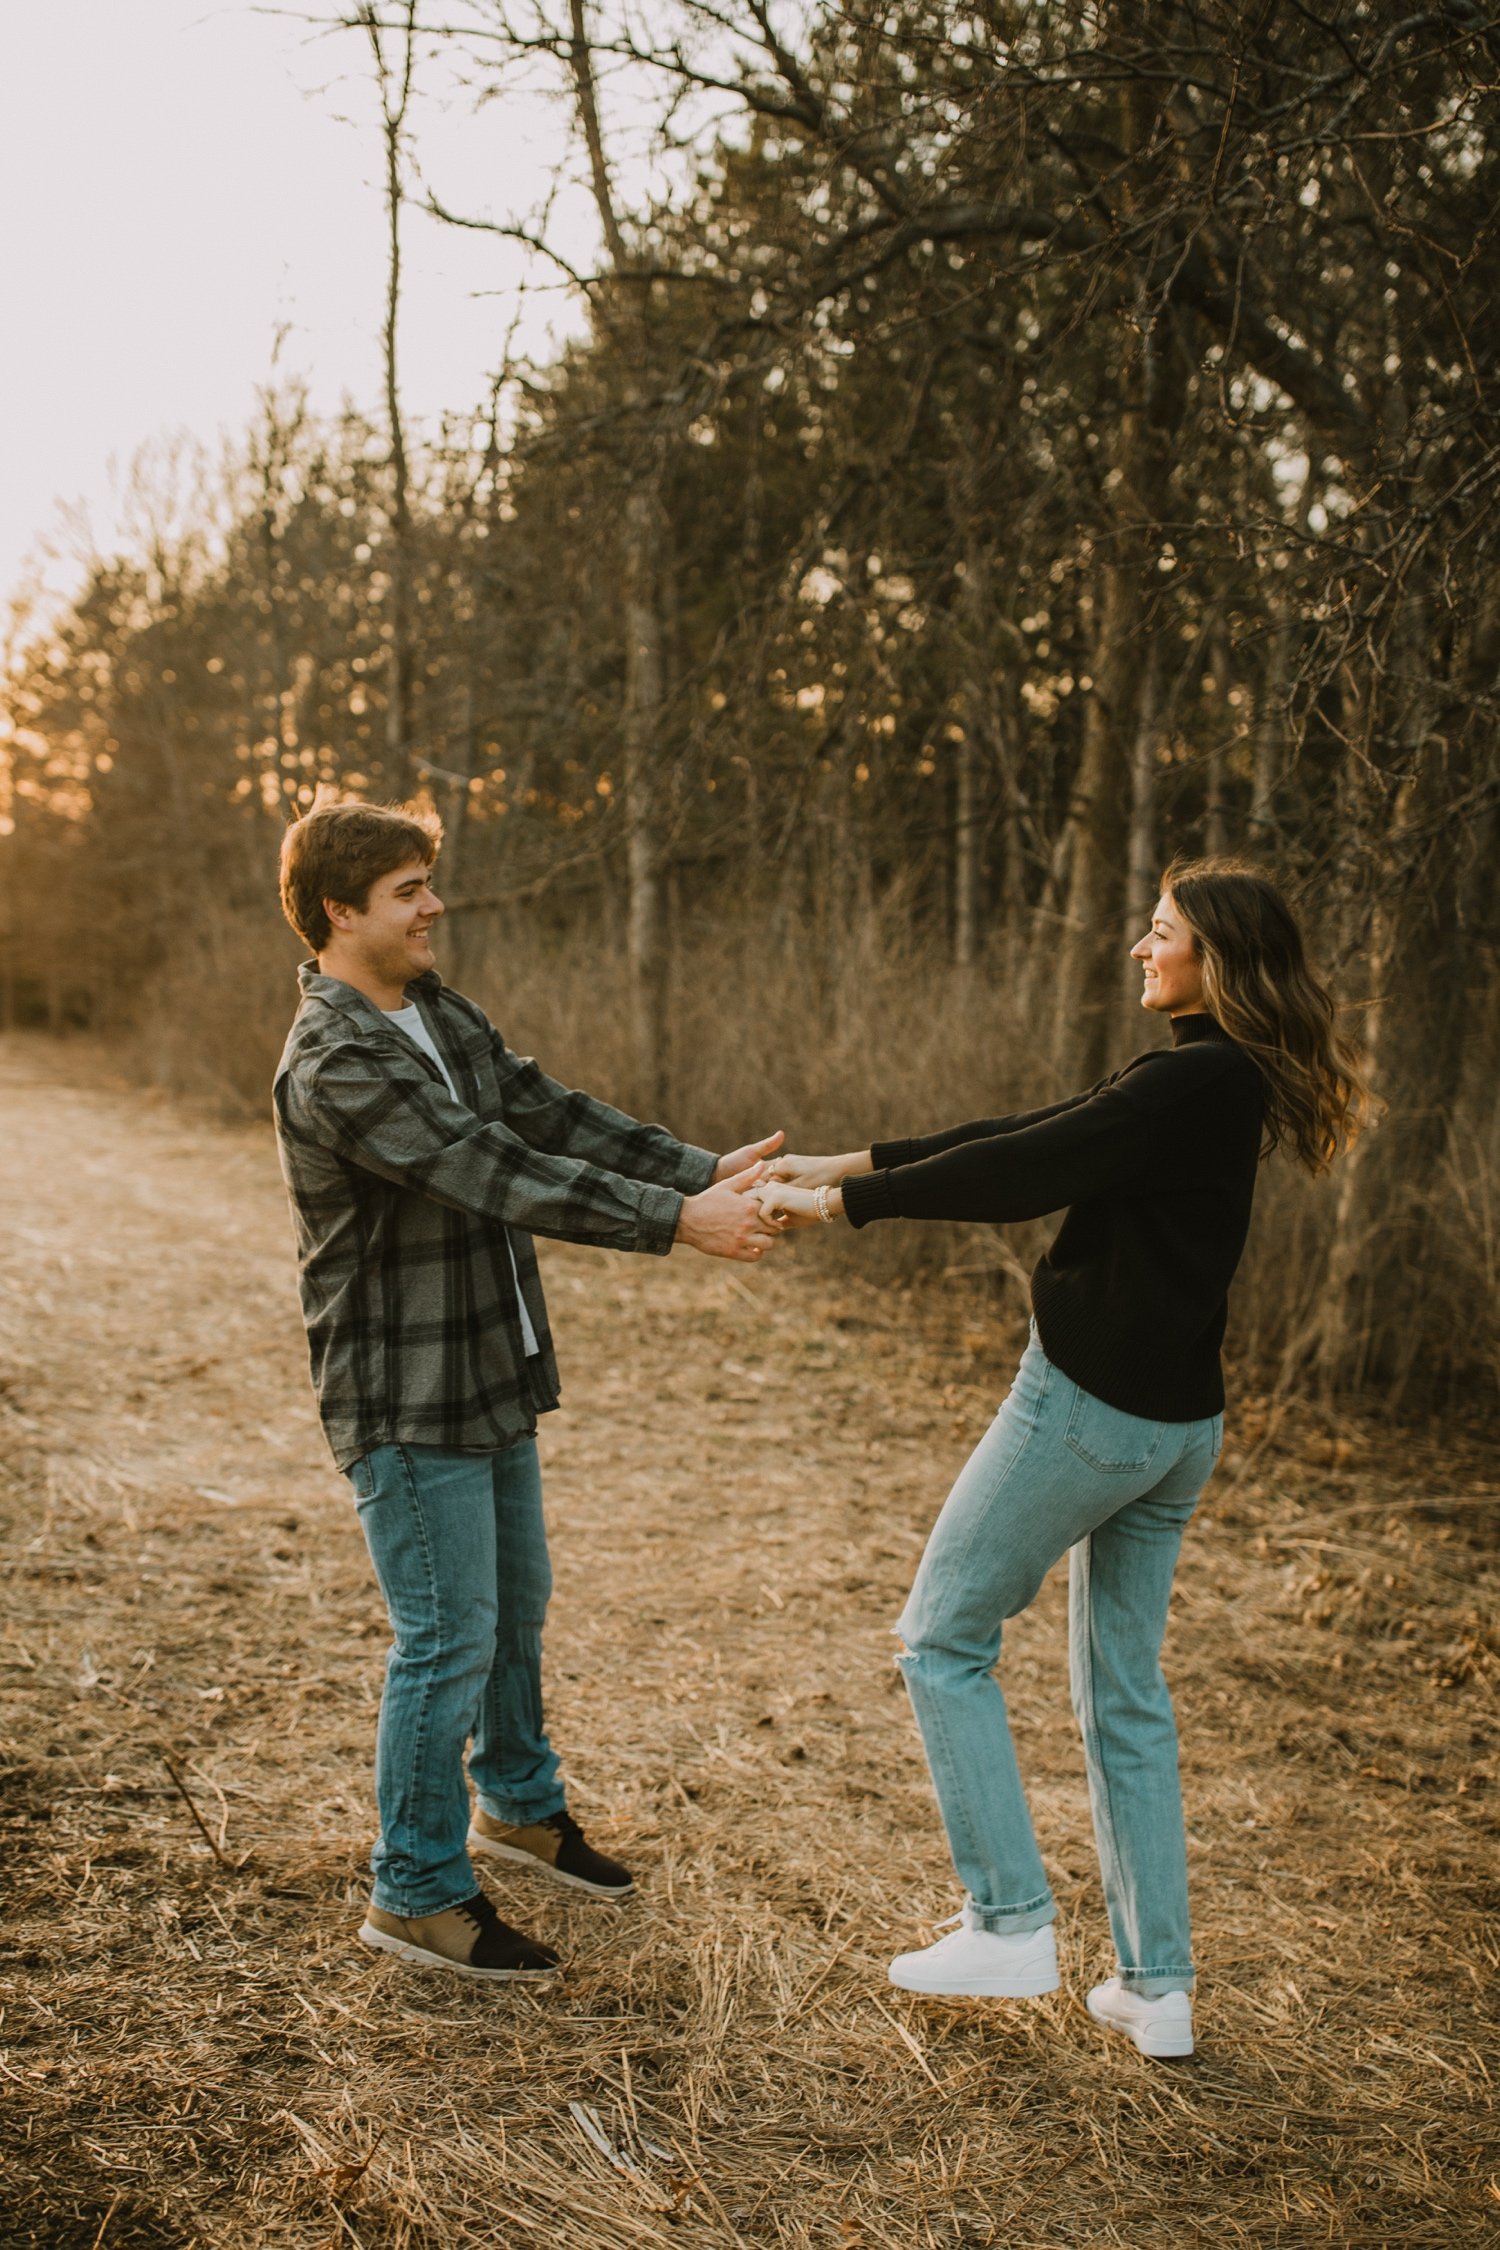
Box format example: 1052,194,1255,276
896,1333,1221,1996
348,1441,565,1916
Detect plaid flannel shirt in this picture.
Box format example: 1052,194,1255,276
274,965,718,1469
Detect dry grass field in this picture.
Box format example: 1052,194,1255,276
0,1035,1495,2250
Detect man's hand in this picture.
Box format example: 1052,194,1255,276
765,1148,873,1192
676,1164,783,1261
713,1129,784,1184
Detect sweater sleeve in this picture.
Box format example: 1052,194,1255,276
871,1085,1101,1172
843,1056,1231,1229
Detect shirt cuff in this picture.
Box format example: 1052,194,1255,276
674,1144,719,1193
870,1137,915,1171
841,1170,898,1230
635,1182,686,1256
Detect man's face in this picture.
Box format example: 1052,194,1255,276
329,858,444,988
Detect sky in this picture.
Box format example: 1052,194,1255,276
0,1,604,618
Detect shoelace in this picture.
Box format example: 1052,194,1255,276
454,1892,501,1938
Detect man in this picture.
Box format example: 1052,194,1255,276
273,800,780,1982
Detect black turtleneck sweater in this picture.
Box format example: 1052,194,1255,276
841,1015,1265,1421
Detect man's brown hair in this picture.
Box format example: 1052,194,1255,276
279,801,442,952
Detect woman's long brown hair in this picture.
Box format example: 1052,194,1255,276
1162,857,1374,1174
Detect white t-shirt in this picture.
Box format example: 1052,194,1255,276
383,1002,541,1358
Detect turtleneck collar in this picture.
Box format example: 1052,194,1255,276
1170,1012,1230,1049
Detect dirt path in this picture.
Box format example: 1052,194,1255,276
0,1035,1494,2249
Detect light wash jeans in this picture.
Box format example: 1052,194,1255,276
347,1440,566,1916
896,1330,1221,1996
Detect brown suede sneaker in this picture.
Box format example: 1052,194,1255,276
467,1807,634,1899
359,1890,561,1980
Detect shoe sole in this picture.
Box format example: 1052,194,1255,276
467,1830,634,1900
1085,1990,1194,2057
889,1955,1059,1997
359,1922,560,1981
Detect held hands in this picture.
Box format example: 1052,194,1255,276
676,1164,783,1262
680,1131,785,1264
755,1143,872,1233
683,1136,872,1260
757,1147,872,1230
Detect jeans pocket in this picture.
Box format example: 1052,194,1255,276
1062,1383,1166,1474
347,1453,375,1502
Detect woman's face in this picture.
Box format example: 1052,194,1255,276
1131,892,1207,1016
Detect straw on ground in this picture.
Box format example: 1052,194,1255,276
0,1037,1494,2248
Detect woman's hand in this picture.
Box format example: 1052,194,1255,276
765,1148,871,1192
757,1179,840,1229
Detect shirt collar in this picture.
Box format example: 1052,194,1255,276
295,961,446,1024
1170,1012,1231,1049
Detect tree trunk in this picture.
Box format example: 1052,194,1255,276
1118,271,1183,1002
364,2,419,800
1122,628,1163,1010
995,687,1028,977
569,0,671,1109
1052,554,1133,1084
948,519,994,970
952,726,981,968
1056,84,1177,1082
621,471,669,1112
1310,553,1468,1398
1204,622,1231,858
1250,463,1312,854
1311,796,1469,1400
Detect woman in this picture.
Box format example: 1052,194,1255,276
758,859,1369,2058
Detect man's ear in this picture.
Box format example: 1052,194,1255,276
323,897,359,936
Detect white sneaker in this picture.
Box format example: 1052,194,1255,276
1085,1977,1194,2057
888,1907,1059,1997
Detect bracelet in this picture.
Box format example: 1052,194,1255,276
815,1184,836,1224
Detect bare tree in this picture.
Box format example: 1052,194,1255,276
9,0,1499,1401
564,0,672,1107
360,0,420,797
